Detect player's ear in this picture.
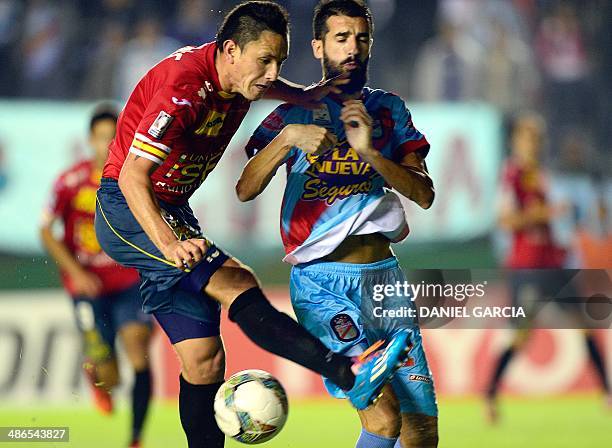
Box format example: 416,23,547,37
223,39,239,63
311,39,323,60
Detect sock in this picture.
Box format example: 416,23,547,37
585,335,610,393
356,429,397,448
229,287,355,390
487,347,515,399
131,369,152,443
393,439,403,448
179,375,224,448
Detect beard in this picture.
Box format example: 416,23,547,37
323,53,369,95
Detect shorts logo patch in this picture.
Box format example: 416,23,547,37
148,111,174,138
409,374,431,384
330,313,359,342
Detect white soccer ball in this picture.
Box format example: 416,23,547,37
214,369,288,444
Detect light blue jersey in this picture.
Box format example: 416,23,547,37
246,88,429,264
247,88,437,416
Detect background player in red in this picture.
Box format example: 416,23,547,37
95,2,411,447
485,112,610,422
40,106,153,448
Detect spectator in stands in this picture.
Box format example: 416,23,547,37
114,17,180,101
480,18,540,116
412,17,483,102
20,0,76,98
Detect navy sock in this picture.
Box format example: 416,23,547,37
356,429,397,448
585,335,609,393
487,347,515,398
131,368,151,443
228,287,355,390
179,375,224,448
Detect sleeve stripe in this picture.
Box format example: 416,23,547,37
129,147,164,165
394,138,430,161
399,136,428,151
132,140,169,160
134,132,171,153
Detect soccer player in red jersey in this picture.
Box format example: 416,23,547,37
485,112,610,422
41,106,152,448
95,2,411,447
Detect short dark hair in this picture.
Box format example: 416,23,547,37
90,105,118,132
313,0,373,40
216,1,289,52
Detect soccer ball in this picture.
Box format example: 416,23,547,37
214,369,288,444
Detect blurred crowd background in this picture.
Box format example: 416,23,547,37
1,0,610,174
0,0,610,273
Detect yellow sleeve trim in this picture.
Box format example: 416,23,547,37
132,139,169,160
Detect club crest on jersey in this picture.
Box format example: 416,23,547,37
148,111,174,138
330,313,359,342
313,104,331,124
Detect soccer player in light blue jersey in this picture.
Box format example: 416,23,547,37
237,1,438,447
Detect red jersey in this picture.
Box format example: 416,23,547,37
103,42,251,205
500,160,565,268
43,160,140,296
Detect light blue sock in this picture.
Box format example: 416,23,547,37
356,429,397,448
393,439,403,448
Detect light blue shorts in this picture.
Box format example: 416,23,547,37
290,257,438,416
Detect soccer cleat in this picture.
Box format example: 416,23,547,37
128,440,141,448
83,360,113,415
345,330,411,410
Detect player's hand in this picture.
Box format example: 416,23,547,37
162,238,209,270
297,74,350,108
71,270,103,298
340,100,375,158
282,124,337,156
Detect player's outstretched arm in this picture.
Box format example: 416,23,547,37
236,124,336,202
118,154,207,269
265,76,348,108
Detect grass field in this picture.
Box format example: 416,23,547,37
1,395,610,447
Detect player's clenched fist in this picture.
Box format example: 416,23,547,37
162,238,209,270
340,100,375,157
281,124,337,155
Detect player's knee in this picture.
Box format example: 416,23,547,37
129,353,150,372
208,264,260,307
360,391,402,437
181,347,225,385
95,361,120,390
120,325,152,371
362,411,401,438
400,416,438,448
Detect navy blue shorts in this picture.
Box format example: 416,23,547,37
95,178,228,342
73,283,152,362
